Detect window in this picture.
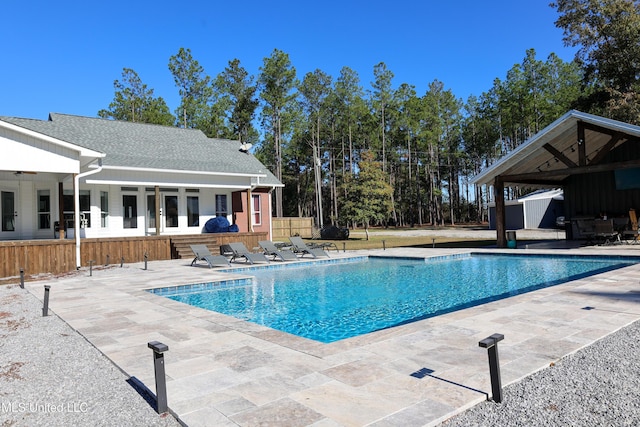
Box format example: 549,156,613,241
1,191,15,232
252,194,261,226
63,190,91,229
123,195,137,229
100,191,109,228
37,190,51,229
187,196,199,227
215,194,228,217
165,195,178,227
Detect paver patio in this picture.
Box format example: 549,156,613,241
24,246,640,426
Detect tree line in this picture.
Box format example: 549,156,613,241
98,0,640,230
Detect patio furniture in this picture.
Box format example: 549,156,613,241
309,240,339,252
576,219,596,245
289,236,330,258
189,244,231,268
623,208,639,244
594,219,620,245
258,240,299,262
227,242,270,264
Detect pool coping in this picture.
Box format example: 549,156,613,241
24,246,640,426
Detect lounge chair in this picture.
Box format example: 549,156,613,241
576,219,596,245
623,209,639,244
309,239,339,252
258,240,299,262
289,236,330,258
219,244,234,258
594,219,619,245
227,242,270,264
190,244,231,268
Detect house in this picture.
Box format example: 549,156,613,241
472,110,640,246
487,188,564,230
0,113,282,267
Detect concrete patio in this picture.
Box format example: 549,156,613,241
23,245,640,426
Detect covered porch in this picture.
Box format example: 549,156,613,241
473,110,640,248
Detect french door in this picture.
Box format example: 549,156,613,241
1,190,18,238
146,192,179,234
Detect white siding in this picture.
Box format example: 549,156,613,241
0,128,79,174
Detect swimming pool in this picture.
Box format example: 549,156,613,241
150,254,638,343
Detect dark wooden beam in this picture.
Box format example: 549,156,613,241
505,177,565,186
589,132,625,165
580,120,623,136
577,122,586,166
543,143,577,168
501,158,640,184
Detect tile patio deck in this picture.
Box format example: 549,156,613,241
24,246,640,426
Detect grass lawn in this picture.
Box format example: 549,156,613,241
302,231,496,251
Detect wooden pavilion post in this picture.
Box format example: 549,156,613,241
495,177,506,248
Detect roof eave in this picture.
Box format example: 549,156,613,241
0,119,106,159
470,110,640,187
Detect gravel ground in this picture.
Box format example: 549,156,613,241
442,319,640,426
0,284,182,427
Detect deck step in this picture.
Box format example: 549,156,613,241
169,233,267,260
169,235,223,259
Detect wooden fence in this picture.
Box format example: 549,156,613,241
79,236,172,267
272,217,314,239
0,232,268,283
0,239,76,280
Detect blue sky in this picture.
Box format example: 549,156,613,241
1,1,577,121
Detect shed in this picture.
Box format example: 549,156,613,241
488,189,564,230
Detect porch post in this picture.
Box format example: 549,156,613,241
155,186,160,236
247,189,253,232
495,177,506,248
268,189,274,240
58,182,65,239
73,173,81,268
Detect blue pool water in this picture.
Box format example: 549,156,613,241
153,254,637,343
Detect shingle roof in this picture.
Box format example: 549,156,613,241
0,113,281,186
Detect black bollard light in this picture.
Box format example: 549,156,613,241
147,341,169,413
479,333,505,403
19,268,24,289
144,252,148,270
105,254,110,266
89,260,94,277
432,238,436,248
382,240,386,250
42,285,51,317
342,242,346,252
120,256,124,268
